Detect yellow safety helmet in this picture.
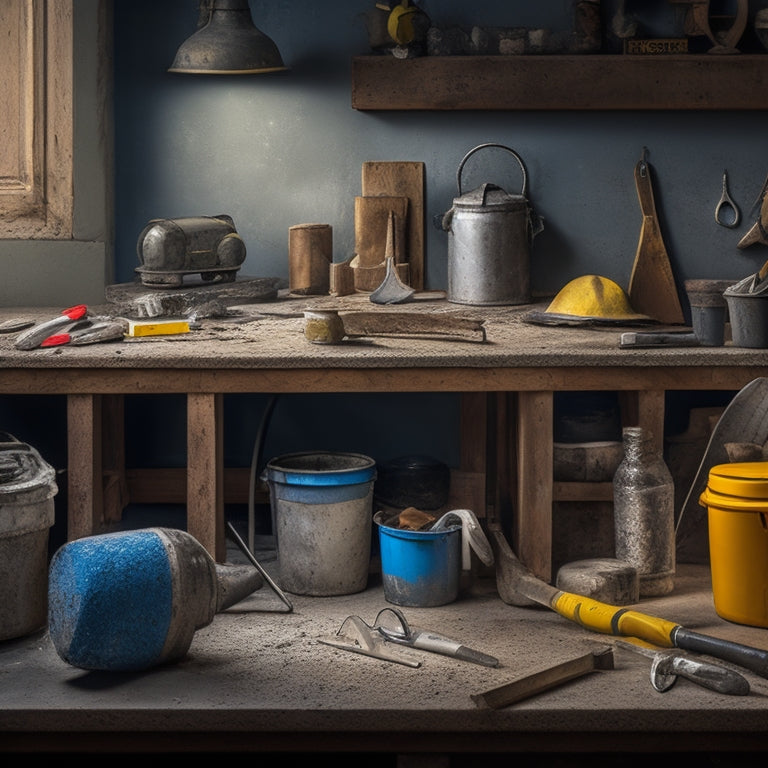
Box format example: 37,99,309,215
525,275,654,326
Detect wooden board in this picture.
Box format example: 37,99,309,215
362,161,425,290
351,54,768,111
353,195,408,269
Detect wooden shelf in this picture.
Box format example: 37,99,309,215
351,54,768,110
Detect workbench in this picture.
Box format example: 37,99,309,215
3,296,768,759
1,295,766,582
2,551,768,759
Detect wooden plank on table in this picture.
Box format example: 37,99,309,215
362,161,425,290
354,195,408,269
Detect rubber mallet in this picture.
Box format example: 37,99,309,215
48,527,263,671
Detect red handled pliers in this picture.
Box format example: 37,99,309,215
13,305,88,350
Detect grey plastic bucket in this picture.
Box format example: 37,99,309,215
0,433,57,641
374,510,461,607
267,452,376,596
724,280,768,348
685,279,734,347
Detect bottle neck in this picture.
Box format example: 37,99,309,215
622,426,652,461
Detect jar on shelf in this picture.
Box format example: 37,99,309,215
613,426,675,597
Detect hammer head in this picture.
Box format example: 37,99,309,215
488,524,558,608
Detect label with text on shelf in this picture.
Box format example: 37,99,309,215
623,38,689,54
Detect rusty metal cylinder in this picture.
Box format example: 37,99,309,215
613,426,675,597
289,223,332,295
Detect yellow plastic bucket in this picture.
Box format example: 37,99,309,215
699,461,768,627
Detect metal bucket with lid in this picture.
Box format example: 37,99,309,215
0,432,57,641
441,143,542,306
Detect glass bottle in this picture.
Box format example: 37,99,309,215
613,426,675,597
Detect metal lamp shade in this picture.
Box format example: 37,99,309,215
169,0,287,75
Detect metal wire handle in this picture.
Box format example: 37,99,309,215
456,142,528,198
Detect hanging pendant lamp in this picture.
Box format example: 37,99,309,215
169,0,287,75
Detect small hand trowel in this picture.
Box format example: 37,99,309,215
370,210,415,305
318,614,422,667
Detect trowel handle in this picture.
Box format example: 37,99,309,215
456,143,528,198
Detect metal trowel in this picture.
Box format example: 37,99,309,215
318,614,422,667
370,210,415,305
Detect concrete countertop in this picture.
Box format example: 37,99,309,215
2,549,768,755
0,294,766,372
2,291,768,759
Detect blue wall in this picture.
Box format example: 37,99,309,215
106,1,768,479
114,1,768,296
6,1,759,516
108,1,767,468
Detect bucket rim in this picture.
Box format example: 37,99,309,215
699,486,768,512
374,519,461,539
266,451,376,486
707,461,768,498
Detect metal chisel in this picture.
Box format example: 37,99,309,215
619,331,699,348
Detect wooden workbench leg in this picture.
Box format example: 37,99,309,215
101,394,128,525
618,390,666,453
454,392,488,518
67,393,103,541
187,393,225,562
515,391,554,583
489,392,514,528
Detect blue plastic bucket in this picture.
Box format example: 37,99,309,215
267,452,376,596
374,510,461,607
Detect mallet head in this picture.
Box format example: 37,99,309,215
48,527,261,671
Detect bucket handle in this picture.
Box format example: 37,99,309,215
456,143,528,198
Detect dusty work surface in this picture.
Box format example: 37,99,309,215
3,553,768,755
0,292,767,373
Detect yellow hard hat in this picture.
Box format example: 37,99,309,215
525,275,653,326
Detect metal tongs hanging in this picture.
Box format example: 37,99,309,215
715,169,740,229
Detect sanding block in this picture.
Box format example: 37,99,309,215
125,318,190,337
